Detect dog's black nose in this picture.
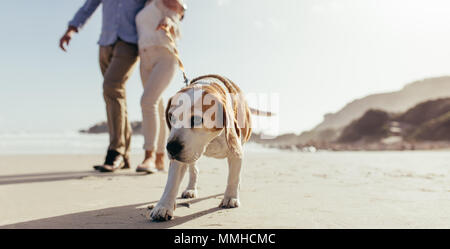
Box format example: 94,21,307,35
166,140,183,157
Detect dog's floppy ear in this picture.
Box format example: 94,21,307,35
165,97,173,130
223,103,243,158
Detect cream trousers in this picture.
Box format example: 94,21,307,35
139,46,177,153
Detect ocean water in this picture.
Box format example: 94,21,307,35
0,132,278,155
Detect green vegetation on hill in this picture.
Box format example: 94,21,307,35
410,111,450,141
337,98,450,143
337,110,390,143
250,97,450,149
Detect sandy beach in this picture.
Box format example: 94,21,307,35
0,150,449,229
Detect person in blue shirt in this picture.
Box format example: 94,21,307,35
59,0,147,172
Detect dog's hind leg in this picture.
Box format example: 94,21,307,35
181,163,199,199
150,160,187,221
220,156,242,208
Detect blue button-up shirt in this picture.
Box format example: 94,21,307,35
69,0,147,46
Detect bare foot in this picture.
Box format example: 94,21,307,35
136,151,157,174
155,153,166,171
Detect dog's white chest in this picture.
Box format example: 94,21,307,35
204,133,229,159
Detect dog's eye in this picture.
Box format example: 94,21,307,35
191,115,203,128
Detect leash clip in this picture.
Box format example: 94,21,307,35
183,72,189,87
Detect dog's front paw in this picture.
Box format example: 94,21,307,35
181,189,198,199
219,196,240,208
149,204,174,221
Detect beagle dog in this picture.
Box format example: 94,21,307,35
150,74,270,221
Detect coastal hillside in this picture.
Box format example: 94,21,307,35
262,76,450,146
313,76,450,131
250,97,450,151
337,98,450,143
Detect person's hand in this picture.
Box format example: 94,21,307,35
162,0,186,17
59,26,78,52
157,18,177,38
156,17,170,31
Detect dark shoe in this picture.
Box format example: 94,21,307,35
93,150,127,173
123,156,131,169
93,154,130,171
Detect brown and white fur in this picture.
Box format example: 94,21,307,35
150,74,269,221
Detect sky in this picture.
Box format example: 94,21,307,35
2,0,450,135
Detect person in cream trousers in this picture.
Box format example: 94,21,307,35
135,0,186,173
